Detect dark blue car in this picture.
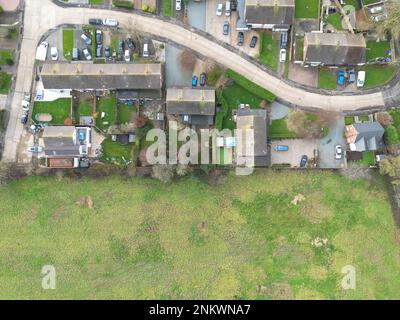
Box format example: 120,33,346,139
192,75,198,87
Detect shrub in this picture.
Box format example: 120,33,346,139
384,125,400,145
376,112,393,127
112,0,134,9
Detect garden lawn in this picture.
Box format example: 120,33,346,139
62,29,74,60
74,100,93,124
0,72,12,94
96,94,117,131
366,40,390,62
163,0,172,17
359,65,397,89
295,0,320,19
32,99,71,125
118,103,135,124
345,116,355,125
0,170,399,299
319,69,337,90
325,13,343,31
100,138,133,164
0,50,13,65
259,32,279,71
270,117,297,139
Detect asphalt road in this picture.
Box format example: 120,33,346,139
1,0,393,162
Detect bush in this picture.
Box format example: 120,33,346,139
0,6,3,14
225,69,276,102
384,125,400,145
376,112,393,127
206,67,223,86
112,0,134,9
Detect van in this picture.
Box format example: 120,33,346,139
357,71,366,87
72,48,80,60
143,43,149,58
225,1,231,16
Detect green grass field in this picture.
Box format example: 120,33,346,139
32,99,71,125
0,72,12,94
117,103,135,124
259,32,279,71
359,65,397,89
0,50,13,65
295,0,320,19
325,13,343,31
62,29,74,60
162,0,172,17
366,40,390,62
96,94,117,131
319,69,337,90
0,170,399,299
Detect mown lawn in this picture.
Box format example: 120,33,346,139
162,0,172,17
325,13,343,31
358,65,397,89
0,72,12,94
117,103,135,124
295,0,320,19
0,170,399,299
319,69,337,90
366,40,390,62
0,50,13,65
32,99,72,125
96,94,117,131
100,138,134,164
62,29,74,60
259,32,279,71
270,117,296,139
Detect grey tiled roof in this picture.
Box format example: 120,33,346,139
166,88,216,116
244,0,295,25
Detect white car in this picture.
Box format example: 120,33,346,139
357,71,366,88
21,100,30,111
102,18,119,27
27,146,43,153
124,49,130,62
216,3,223,16
142,43,149,58
370,6,383,14
82,48,92,60
279,49,286,62
176,0,181,11
335,145,343,160
50,47,58,61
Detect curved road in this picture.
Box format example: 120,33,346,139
1,0,396,161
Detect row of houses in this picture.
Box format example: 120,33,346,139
38,62,270,168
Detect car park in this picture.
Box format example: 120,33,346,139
280,32,288,49
28,146,44,153
176,0,181,11
81,33,92,46
126,38,134,50
103,18,119,27
72,48,80,60
105,46,111,58
89,18,103,26
300,155,308,167
50,47,58,61
192,75,198,87
274,145,289,152
335,145,343,160
216,3,223,16
337,70,345,86
250,36,258,48
96,45,103,58
200,73,206,86
82,48,92,60
357,71,365,87
223,21,229,35
96,30,102,45
237,32,244,46
124,49,130,62
279,49,286,62
143,43,149,57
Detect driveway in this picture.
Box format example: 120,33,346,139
1,0,391,162
317,116,346,168
187,0,206,31
271,139,317,167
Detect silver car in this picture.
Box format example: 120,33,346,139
335,145,343,160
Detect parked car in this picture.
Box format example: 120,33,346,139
124,49,130,62
50,47,58,61
274,145,289,152
126,38,134,50
200,73,206,86
300,155,308,168
280,32,288,49
72,47,80,60
176,0,181,11
21,100,30,111
237,32,244,46
20,111,28,124
104,46,111,58
82,47,92,60
96,29,102,45
250,36,258,48
103,18,119,27
96,45,103,58
279,48,286,62
370,6,383,14
27,146,43,153
216,3,223,16
118,39,124,60
225,1,231,16
223,21,230,35
192,75,198,87
348,69,356,83
143,43,149,57
357,71,365,87
35,42,48,61
335,145,343,160
337,70,345,86
89,18,103,26
81,33,92,45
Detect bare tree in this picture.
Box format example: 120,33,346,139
376,112,393,127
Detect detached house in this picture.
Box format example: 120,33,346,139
166,88,216,126
303,33,367,66
345,122,384,152
236,108,270,167
242,0,295,31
